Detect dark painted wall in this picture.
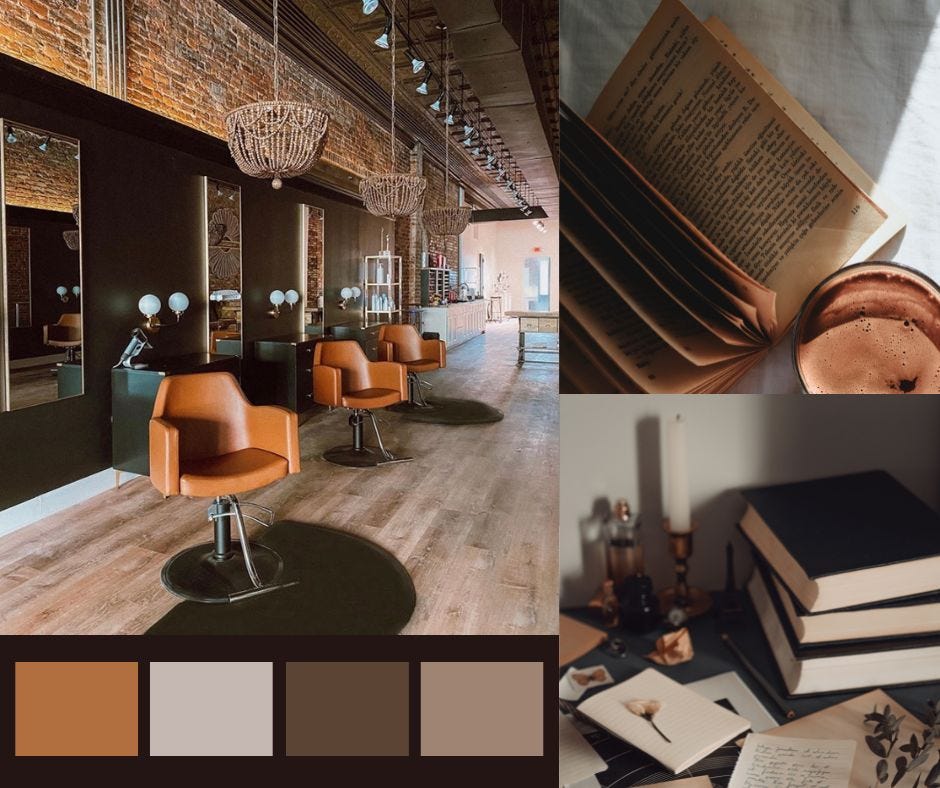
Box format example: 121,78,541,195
0,67,393,511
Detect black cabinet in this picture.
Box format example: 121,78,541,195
111,353,240,477
252,333,324,417
331,322,383,360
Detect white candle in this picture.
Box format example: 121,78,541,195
667,414,691,533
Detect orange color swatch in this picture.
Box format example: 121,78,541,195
15,662,139,756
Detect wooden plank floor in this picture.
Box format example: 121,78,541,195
0,320,559,635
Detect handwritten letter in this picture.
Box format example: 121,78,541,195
728,734,855,788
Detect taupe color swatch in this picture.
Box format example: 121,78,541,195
149,662,273,756
286,661,409,756
421,662,543,756
15,661,138,756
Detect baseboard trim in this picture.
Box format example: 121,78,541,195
0,468,138,539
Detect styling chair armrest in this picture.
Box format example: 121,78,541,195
149,417,181,497
313,364,343,407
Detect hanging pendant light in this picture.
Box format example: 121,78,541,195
423,25,471,238
225,0,330,189
360,0,427,218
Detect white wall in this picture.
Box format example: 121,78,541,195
560,395,940,607
460,218,559,312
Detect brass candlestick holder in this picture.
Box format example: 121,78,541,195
659,519,713,619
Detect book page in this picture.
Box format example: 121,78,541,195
587,0,886,326
563,108,775,345
728,734,854,788
577,668,750,774
561,241,752,393
706,17,905,266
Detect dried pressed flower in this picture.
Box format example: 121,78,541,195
626,699,671,743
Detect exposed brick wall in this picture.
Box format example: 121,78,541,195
121,0,410,180
3,127,79,212
0,0,92,87
6,227,30,328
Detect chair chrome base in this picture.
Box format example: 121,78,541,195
160,495,296,604
322,409,412,468
161,541,284,604
388,371,434,411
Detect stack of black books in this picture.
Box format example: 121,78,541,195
739,470,940,696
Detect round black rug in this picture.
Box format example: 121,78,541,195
389,397,504,424
145,521,416,635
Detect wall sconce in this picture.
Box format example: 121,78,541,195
72,285,81,298
268,289,286,318
168,291,190,319
284,289,300,311
56,285,69,303
338,286,361,310
138,291,188,331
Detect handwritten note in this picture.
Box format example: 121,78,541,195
728,734,855,788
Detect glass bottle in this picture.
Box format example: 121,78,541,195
604,499,644,589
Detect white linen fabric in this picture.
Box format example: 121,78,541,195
561,0,940,392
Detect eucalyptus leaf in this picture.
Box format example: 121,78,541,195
876,759,888,783
865,736,888,758
868,736,888,757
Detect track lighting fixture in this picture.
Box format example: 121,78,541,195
38,136,49,152
409,50,425,73
4,126,15,144
430,90,445,112
416,75,430,95
375,14,392,48
362,0,380,14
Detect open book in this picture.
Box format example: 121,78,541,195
576,668,749,774
560,0,904,393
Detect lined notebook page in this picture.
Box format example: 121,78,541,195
577,668,750,773
559,713,607,787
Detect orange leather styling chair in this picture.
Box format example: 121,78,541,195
44,313,82,362
312,340,410,467
377,323,446,409
150,371,300,603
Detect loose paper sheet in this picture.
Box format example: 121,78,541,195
559,712,608,787
728,734,855,788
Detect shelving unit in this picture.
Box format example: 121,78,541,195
420,262,457,306
362,254,402,327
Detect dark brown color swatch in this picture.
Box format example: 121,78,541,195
286,661,409,756
15,661,138,756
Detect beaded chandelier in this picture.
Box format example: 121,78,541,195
422,26,471,237
225,0,329,189
360,0,427,218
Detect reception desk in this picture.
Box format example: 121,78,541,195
420,300,486,348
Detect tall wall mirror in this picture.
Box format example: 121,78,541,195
1,121,82,411
205,177,242,355
303,205,324,335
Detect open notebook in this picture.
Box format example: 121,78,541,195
560,0,904,393
577,668,750,773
